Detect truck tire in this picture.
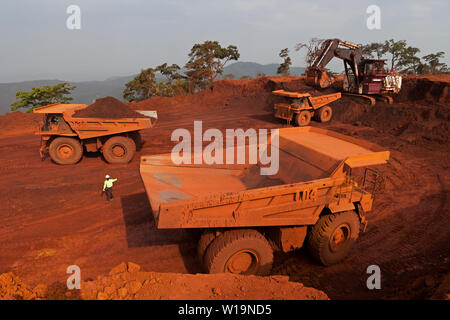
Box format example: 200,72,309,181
49,137,83,165
103,135,136,164
315,106,333,123
197,231,217,267
307,211,360,266
295,111,312,127
204,229,273,275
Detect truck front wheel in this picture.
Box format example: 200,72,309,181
103,136,136,164
204,229,273,275
307,211,360,266
49,137,83,165
295,111,312,126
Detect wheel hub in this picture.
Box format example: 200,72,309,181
57,144,74,159
225,250,259,274
329,224,351,252
112,144,126,157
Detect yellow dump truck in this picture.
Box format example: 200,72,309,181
33,103,157,164
272,90,341,126
140,127,389,275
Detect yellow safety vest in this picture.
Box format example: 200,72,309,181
103,178,117,190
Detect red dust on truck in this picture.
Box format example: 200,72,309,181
33,102,157,164
140,126,389,275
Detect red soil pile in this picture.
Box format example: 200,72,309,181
330,96,450,145
80,262,328,300
397,75,450,103
0,263,329,300
0,272,46,300
0,111,42,135
73,96,147,119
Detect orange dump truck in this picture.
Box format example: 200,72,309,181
33,103,157,164
272,90,341,126
140,126,389,275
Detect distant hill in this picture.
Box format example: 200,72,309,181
0,62,305,115
0,75,135,115
222,62,305,79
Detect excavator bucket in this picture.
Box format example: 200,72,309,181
305,67,335,89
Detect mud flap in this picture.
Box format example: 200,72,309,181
39,137,49,161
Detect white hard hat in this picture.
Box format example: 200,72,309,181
105,174,110,179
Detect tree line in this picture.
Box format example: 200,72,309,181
123,40,240,102
277,38,449,76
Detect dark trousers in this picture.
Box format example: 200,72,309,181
105,187,114,201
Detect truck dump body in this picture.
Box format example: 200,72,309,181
272,90,341,110
33,103,156,139
140,127,389,229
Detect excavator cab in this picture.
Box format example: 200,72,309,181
363,60,388,77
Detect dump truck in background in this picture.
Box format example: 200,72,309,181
140,126,389,275
33,103,157,164
272,90,341,126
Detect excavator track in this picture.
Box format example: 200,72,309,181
342,93,376,106
375,95,394,104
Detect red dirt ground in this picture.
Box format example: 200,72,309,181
0,75,448,300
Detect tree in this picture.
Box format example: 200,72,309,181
155,63,189,96
123,65,189,102
11,82,76,113
361,42,387,59
422,52,448,74
295,38,326,68
384,39,408,71
155,63,185,84
277,48,292,75
397,46,422,74
184,41,240,91
123,68,158,102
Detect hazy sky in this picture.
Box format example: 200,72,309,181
0,0,448,82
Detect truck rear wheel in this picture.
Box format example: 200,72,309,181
204,229,273,275
49,137,83,165
295,111,311,126
103,136,136,164
315,106,333,123
307,211,360,266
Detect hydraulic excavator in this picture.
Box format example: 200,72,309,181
305,39,402,105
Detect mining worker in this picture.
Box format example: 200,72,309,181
103,175,118,202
